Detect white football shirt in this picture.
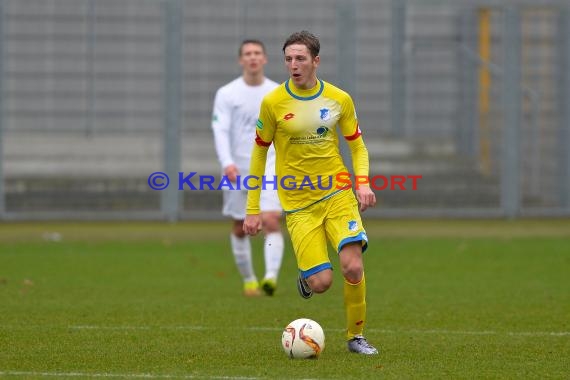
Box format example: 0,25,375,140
212,76,279,177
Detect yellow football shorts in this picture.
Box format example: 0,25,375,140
285,189,369,279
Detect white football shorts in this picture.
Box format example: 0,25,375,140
222,188,281,220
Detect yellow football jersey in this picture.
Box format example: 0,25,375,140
247,78,369,213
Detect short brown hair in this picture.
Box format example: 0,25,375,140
239,39,266,56
282,31,320,58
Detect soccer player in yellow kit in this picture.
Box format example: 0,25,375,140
243,31,379,355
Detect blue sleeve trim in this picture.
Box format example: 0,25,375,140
337,232,369,254
300,262,333,279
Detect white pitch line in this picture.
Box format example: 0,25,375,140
67,325,570,337
1,324,569,337
278,327,570,337
69,325,206,331
0,371,257,380
506,331,570,337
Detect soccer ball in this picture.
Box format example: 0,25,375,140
281,318,325,359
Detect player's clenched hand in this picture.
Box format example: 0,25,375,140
355,185,376,212
223,164,239,183
243,214,262,236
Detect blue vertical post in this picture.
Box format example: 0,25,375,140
0,0,5,218
559,8,570,209
501,7,521,218
85,0,96,137
336,0,356,94
391,0,406,136
457,7,479,157
162,0,183,222
337,0,356,171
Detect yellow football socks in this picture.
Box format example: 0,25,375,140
243,280,261,297
344,272,367,339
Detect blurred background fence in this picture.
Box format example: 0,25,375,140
0,0,568,220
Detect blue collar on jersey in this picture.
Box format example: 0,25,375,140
285,78,324,101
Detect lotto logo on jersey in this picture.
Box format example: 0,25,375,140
283,113,295,121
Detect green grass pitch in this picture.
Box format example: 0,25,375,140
0,220,569,379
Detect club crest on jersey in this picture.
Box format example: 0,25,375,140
348,220,358,232
320,108,330,121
